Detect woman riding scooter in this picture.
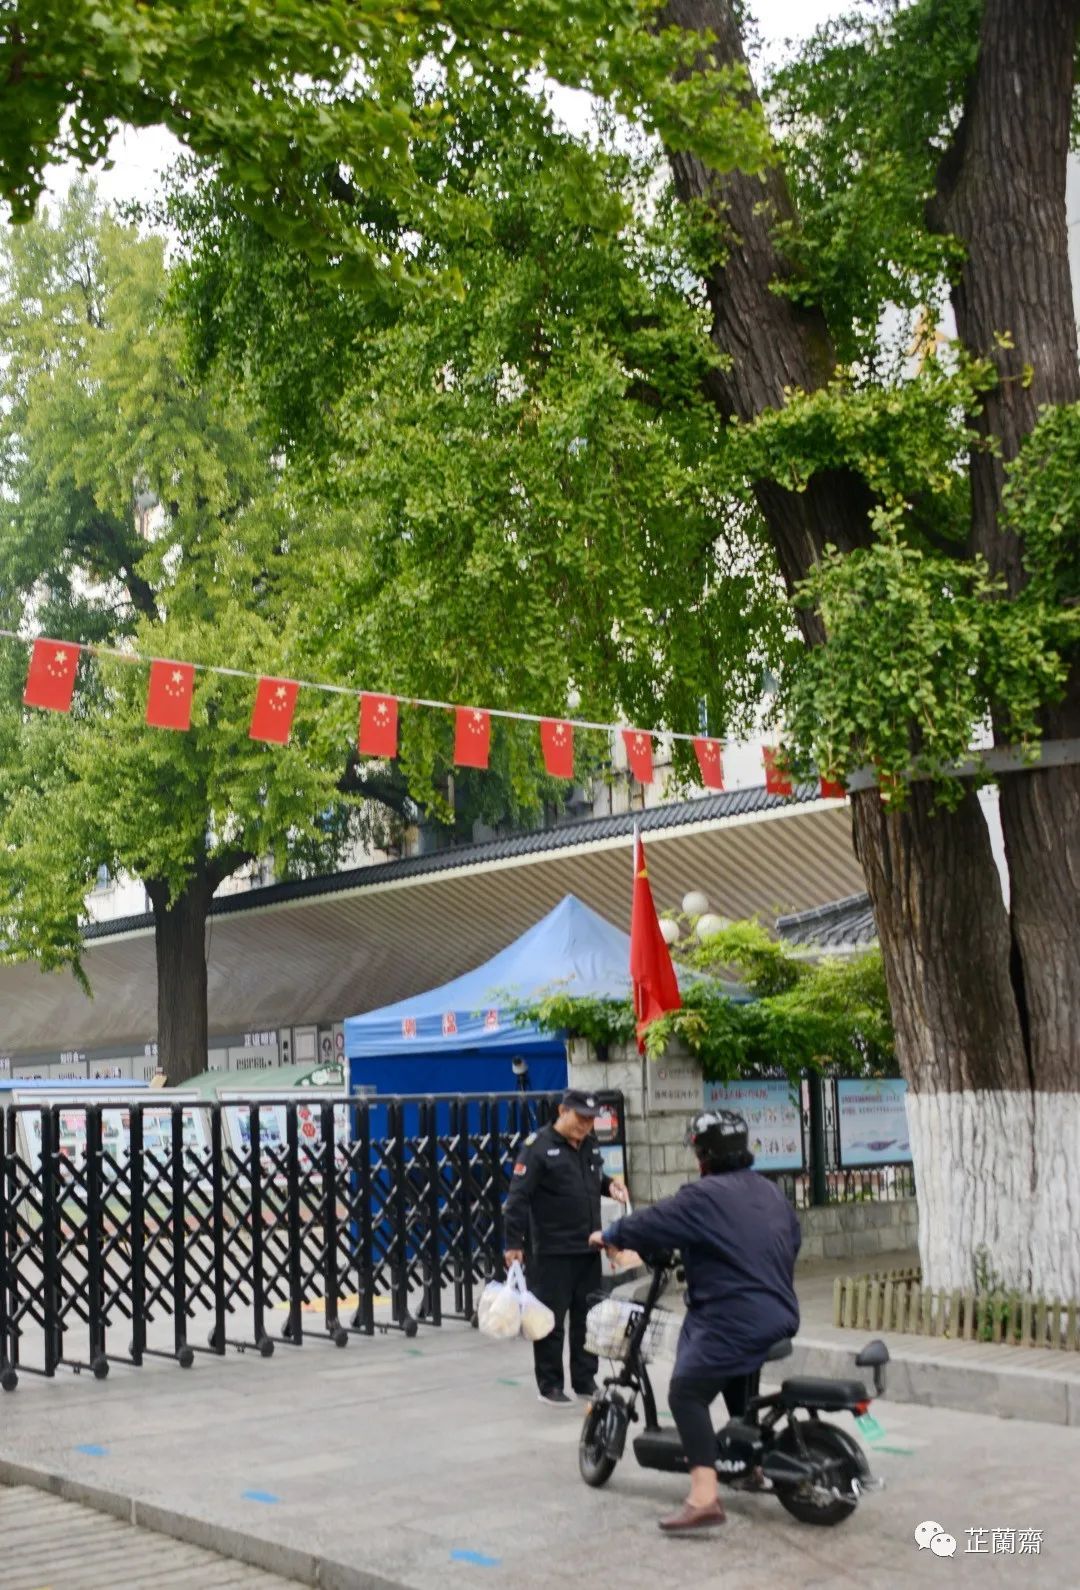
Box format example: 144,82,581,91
590,1109,801,1533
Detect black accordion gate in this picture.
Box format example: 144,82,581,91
0,1090,626,1391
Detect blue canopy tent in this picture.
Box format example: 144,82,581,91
345,893,711,1099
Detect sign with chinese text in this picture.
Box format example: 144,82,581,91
837,1078,911,1166
703,1079,803,1172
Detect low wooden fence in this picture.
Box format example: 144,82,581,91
833,1269,1080,1352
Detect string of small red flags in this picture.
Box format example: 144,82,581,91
10,631,845,800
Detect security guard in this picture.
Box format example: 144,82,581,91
503,1089,628,1406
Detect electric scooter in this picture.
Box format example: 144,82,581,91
579,1254,889,1526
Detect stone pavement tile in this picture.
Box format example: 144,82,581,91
0,1485,304,1590
1,1323,1077,1590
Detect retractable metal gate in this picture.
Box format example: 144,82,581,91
0,1090,626,1390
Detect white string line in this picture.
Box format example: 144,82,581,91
7,628,1079,786
0,627,712,744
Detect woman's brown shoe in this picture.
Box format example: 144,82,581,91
658,1500,726,1533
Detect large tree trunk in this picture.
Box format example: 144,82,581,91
928,0,1080,1289
146,868,212,1087
658,0,1080,1295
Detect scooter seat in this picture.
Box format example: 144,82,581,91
779,1375,869,1410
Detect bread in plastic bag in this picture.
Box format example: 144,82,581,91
519,1293,555,1341
477,1260,555,1342
477,1276,524,1339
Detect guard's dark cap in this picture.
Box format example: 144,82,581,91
561,1088,601,1116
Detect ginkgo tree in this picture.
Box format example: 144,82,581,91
169,5,1080,1298
0,187,365,1083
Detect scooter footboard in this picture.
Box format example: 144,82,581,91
633,1428,689,1475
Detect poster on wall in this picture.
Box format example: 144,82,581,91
138,1105,209,1163
11,1092,204,1175
222,1094,350,1170
703,1079,803,1172
837,1078,911,1166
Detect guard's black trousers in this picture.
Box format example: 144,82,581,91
527,1252,602,1394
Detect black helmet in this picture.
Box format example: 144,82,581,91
685,1109,750,1172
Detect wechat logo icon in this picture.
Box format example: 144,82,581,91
915,1520,957,1558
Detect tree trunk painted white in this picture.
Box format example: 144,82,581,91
908,1090,1080,1298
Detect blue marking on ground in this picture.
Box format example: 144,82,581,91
450,1549,501,1567
242,1489,281,1504
74,1444,108,1456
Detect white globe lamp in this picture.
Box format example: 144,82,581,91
695,912,728,941
681,889,710,918
659,918,681,946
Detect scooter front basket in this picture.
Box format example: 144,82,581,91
584,1295,678,1363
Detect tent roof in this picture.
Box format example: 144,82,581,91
344,894,741,1059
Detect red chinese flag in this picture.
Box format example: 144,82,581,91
540,718,574,779
359,692,399,758
622,728,654,784
146,659,195,731
249,677,299,745
763,746,793,796
455,707,491,768
630,828,681,1054
23,639,80,712
693,737,725,791
819,776,846,800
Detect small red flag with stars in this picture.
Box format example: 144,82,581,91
622,728,654,784
359,692,398,758
455,707,491,768
763,746,793,796
249,677,299,745
540,718,574,779
819,775,846,800
23,639,80,713
146,659,195,731
693,737,724,791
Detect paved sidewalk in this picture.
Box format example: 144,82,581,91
0,1300,1076,1590
0,1484,304,1588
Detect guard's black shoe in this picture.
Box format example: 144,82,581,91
537,1388,574,1407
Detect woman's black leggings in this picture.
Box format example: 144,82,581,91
667,1372,756,1469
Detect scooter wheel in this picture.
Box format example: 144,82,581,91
772,1422,861,1527
579,1401,618,1488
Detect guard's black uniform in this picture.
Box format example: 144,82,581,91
503,1121,613,1395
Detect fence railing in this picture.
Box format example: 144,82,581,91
833,1270,1080,1351
774,1163,916,1210
0,1090,623,1392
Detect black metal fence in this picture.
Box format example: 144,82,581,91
0,1091,626,1392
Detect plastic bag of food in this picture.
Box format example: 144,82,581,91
478,1260,556,1342
477,1265,526,1339
519,1291,555,1342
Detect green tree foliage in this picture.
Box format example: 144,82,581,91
516,916,894,1082
0,1,768,290
166,77,788,812
166,9,1079,811
0,189,362,1071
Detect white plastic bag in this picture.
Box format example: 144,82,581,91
477,1266,524,1339
600,1196,643,1279
477,1260,555,1342
519,1291,555,1342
